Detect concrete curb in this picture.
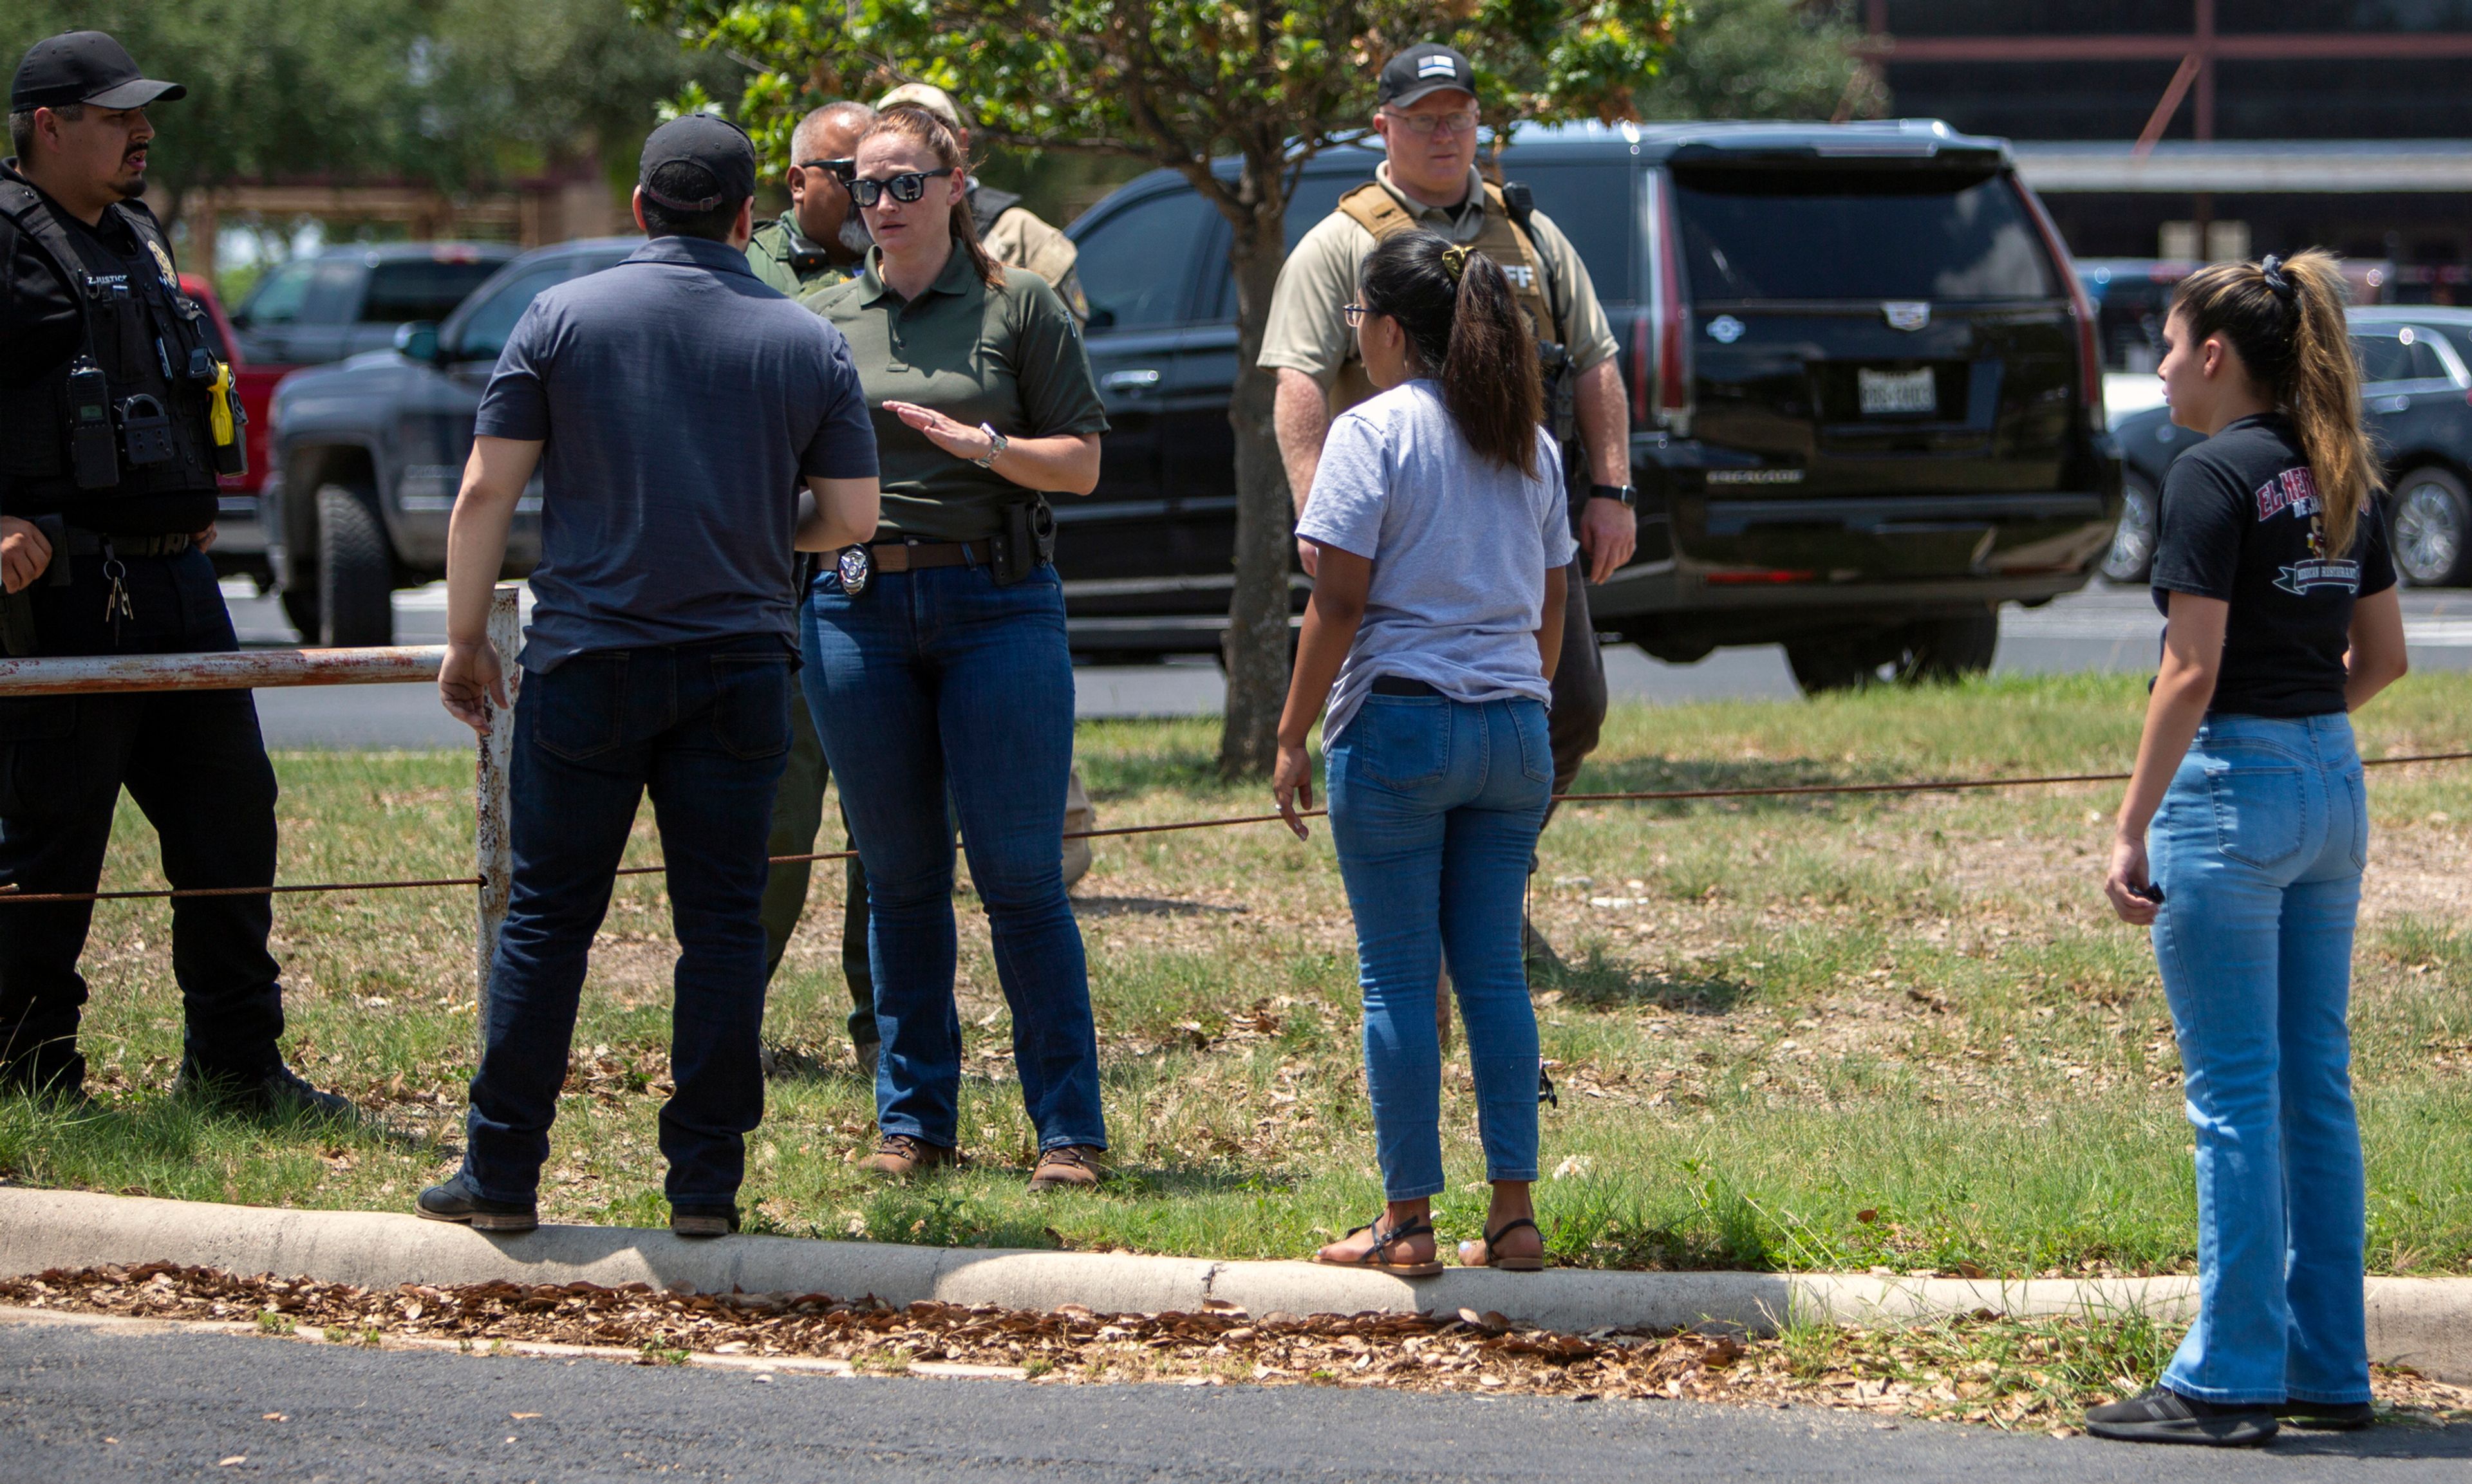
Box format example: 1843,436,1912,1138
5,1188,2465,1382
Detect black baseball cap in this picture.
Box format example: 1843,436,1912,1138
1377,43,1476,110
637,113,756,212
12,31,185,113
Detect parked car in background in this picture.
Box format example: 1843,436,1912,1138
265,239,638,644
2079,257,2392,430
1065,120,2121,691
2104,305,2472,587
229,242,518,369
173,274,274,591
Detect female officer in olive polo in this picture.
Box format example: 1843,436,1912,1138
799,105,1111,1193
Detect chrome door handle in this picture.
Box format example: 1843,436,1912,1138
1101,369,1163,392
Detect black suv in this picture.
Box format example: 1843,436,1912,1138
2106,306,2472,589
1063,120,2122,689
266,238,639,644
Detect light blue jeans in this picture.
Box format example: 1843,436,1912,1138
2149,712,2370,1406
1327,692,1552,1200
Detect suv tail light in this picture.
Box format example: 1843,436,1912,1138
1638,170,1692,436
2015,176,2104,430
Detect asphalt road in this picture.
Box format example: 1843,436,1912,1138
7,1314,2467,1483
229,582,2472,750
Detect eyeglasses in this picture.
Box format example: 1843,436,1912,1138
1342,304,1367,328
848,168,955,207
799,157,857,184
1383,108,1480,137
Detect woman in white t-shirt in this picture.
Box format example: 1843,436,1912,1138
1272,230,1578,1275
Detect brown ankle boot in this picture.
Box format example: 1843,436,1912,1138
859,1133,959,1178
1028,1144,1105,1192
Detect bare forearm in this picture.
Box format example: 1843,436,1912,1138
1574,360,1628,485
2344,588,2409,710
1273,369,1330,516
992,433,1100,497
1278,589,1363,749
1537,565,1568,682
2116,659,2214,842
444,496,518,646
796,478,881,552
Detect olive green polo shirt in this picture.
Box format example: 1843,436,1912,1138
804,246,1108,543
745,217,855,298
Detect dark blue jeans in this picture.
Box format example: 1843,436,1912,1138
463,636,792,1209
0,545,285,1092
801,561,1104,1154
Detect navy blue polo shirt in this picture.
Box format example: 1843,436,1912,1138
475,235,877,669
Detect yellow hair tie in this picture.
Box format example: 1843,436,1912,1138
1441,245,1470,283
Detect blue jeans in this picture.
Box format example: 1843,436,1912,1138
1327,694,1552,1200
2149,712,2370,1406
801,562,1103,1153
464,636,793,1210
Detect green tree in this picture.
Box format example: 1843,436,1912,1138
639,0,1680,777
1636,0,1882,122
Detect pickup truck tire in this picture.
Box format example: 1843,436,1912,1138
315,483,395,647
2101,472,2158,584
1898,607,2000,683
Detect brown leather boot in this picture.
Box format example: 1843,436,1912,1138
1028,1144,1106,1192
859,1133,959,1178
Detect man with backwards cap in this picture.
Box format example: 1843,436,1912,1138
420,115,882,1239
0,32,346,1116
1260,42,1635,979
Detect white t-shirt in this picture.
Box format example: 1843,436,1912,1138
1295,379,1578,743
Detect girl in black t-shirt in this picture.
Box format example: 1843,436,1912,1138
2089,251,2410,1448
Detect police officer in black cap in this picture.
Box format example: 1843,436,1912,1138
0,32,348,1115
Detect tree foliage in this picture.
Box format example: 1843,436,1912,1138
1636,0,1884,122
637,0,1681,775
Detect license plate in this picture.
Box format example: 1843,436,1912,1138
1859,366,1937,416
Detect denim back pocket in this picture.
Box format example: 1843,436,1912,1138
1352,696,1451,790
1512,700,1555,787
2341,766,2370,872
711,651,792,761
532,654,627,761
2201,738,2307,869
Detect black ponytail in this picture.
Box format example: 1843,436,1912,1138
1360,230,1543,477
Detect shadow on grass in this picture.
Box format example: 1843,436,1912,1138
760,1040,866,1086
1566,754,1918,819
0,1088,442,1195
1549,948,1754,1016
1072,896,1249,920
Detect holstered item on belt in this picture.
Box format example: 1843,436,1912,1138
988,496,1056,585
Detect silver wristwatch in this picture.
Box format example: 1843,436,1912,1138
973,423,1009,468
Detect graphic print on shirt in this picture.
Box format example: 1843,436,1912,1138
2253,465,2362,596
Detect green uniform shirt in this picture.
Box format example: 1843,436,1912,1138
804,246,1109,543
745,217,855,297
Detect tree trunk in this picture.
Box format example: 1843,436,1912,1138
1217,199,1293,779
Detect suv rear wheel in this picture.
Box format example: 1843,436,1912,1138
315,482,395,647
2101,472,2158,584
2392,466,2469,587
1784,608,1999,694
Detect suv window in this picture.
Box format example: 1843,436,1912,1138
1505,162,1634,301
362,259,505,322
450,261,575,361
234,261,316,326
1674,167,2057,301
2350,328,2452,385
1076,190,1215,328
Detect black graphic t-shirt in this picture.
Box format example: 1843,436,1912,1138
2150,413,2395,717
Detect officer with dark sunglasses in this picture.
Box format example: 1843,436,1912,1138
746,100,874,298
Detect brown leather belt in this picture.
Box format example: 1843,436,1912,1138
867,539,992,573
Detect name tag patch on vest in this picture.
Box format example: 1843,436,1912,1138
1501,263,1535,290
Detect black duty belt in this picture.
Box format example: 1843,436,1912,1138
1370,676,1443,698
868,539,993,573
62,530,190,558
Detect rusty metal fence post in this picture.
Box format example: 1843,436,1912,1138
474,583,521,1033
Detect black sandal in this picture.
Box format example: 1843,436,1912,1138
1465,1216,1548,1271
1315,1213,1444,1276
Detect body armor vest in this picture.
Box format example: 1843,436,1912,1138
968,185,1022,241
1326,180,1566,421
0,166,238,510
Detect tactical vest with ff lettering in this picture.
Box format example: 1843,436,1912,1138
1326,179,1566,422
0,163,238,510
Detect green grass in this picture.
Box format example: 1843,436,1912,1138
5,671,2469,1277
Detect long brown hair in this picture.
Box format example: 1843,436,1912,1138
1360,230,1544,476
2172,249,2379,557
858,105,1003,289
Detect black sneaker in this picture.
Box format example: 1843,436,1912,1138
415,1172,538,1234
174,1061,353,1119
2276,1398,2373,1431
671,1204,740,1239
2086,1386,2278,1447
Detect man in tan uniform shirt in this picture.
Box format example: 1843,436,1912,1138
1260,43,1636,969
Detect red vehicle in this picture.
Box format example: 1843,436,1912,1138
180,274,282,588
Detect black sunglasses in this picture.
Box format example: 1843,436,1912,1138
848,167,955,207
798,156,857,183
